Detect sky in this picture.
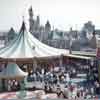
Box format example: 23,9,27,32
0,0,100,31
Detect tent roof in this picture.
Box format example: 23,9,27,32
72,51,96,57
65,54,91,60
0,21,68,59
0,63,27,79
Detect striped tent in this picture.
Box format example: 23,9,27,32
0,63,27,79
0,21,68,59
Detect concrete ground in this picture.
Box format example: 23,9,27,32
0,90,57,100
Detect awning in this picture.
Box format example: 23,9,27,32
0,63,28,79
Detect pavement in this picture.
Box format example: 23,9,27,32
0,90,57,100
0,91,33,100
0,91,99,100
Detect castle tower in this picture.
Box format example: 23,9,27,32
36,16,40,29
45,20,51,33
34,15,40,32
28,6,35,33
43,20,51,41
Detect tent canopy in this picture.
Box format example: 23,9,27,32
72,51,96,57
0,21,68,59
0,63,28,79
64,54,91,60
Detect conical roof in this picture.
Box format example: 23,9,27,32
0,63,28,79
0,21,68,58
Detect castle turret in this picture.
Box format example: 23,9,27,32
35,15,40,31
42,20,51,41
36,16,40,28
29,6,33,17
28,6,35,33
45,20,51,33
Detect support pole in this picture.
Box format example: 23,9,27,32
33,58,37,72
59,55,63,67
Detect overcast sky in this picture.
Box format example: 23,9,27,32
0,0,100,31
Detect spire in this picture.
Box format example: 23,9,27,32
36,15,40,25
29,6,33,17
30,6,33,12
45,20,51,28
45,20,51,32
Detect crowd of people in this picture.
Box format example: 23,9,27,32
7,80,20,91
5,60,100,99
26,63,100,99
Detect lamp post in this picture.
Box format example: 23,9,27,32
33,57,38,72
59,55,63,67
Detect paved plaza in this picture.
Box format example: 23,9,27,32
0,91,58,100
0,91,33,100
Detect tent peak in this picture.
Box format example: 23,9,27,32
20,20,26,33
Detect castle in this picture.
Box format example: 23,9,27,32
28,6,51,43
28,6,97,51
0,6,98,52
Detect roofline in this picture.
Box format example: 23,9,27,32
72,51,96,57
